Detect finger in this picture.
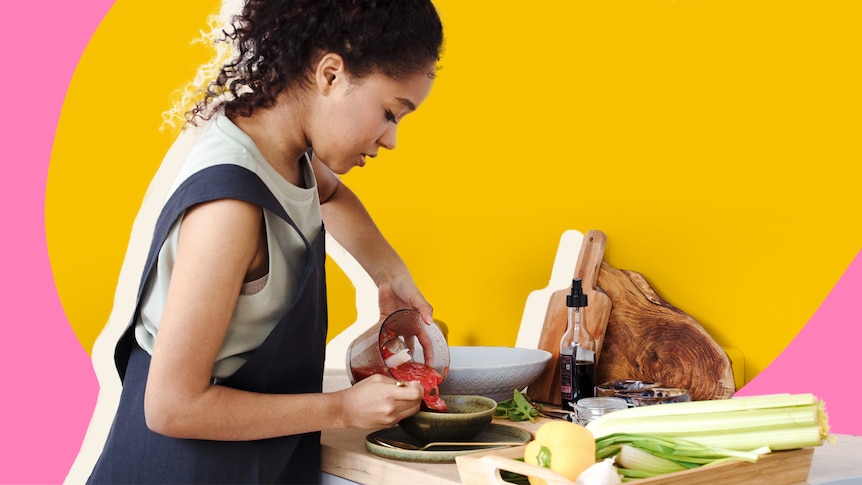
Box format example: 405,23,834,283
409,381,424,400
415,330,435,364
412,298,433,325
393,380,423,401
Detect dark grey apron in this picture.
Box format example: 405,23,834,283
88,164,328,484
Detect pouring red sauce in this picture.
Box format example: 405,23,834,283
379,333,448,412
387,361,448,412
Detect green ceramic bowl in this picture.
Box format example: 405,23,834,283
398,395,497,443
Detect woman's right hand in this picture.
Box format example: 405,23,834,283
337,374,423,429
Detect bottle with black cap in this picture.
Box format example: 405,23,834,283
559,278,595,412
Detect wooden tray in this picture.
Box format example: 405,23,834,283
456,445,813,485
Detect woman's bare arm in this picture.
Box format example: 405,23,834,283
144,198,422,440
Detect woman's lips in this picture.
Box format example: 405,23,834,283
359,152,377,167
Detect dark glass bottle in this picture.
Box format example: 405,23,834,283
560,278,595,411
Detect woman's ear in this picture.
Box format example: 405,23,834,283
314,53,346,95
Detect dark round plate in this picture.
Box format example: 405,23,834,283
365,423,532,463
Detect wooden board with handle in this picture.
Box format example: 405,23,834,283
527,230,613,405
456,445,813,485
596,261,736,400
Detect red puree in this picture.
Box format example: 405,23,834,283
388,361,448,412
351,363,447,411
352,362,447,411
350,366,379,382
379,333,448,412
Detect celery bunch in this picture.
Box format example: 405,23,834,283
587,393,830,480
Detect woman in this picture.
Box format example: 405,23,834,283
88,0,444,482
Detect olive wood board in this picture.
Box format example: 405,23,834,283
527,229,735,403
595,261,735,400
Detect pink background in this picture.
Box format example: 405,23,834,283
1,1,858,483
2,1,112,483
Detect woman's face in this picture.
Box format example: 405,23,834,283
309,64,435,175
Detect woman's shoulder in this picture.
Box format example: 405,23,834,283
169,116,260,191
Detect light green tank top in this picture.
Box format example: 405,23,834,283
134,115,322,379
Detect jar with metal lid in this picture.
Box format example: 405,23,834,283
575,397,629,425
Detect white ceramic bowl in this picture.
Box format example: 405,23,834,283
438,346,552,402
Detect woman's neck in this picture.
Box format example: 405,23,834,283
231,96,310,186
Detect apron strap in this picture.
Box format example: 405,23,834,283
114,163,313,381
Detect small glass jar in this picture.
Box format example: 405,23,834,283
575,397,629,425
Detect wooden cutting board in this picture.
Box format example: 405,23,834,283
596,261,735,400
526,230,613,406
456,445,813,485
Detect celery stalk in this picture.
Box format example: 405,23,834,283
590,393,831,481
680,425,825,451
616,467,661,478
618,445,688,474
597,433,763,462
587,394,830,444
592,393,818,419
588,405,820,439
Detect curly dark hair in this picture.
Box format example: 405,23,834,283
189,0,444,123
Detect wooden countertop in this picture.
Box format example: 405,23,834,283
321,371,862,485
321,419,541,485
320,369,540,484
322,426,862,485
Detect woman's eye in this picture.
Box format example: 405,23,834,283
384,110,397,123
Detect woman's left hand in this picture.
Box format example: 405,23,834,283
377,275,433,326
377,274,443,364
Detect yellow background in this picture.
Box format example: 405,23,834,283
47,0,861,386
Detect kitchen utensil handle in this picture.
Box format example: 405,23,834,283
574,230,606,289
429,442,521,448
464,455,575,485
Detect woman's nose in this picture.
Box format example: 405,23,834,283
378,125,397,151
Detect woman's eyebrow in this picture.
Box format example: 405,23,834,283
396,97,417,111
